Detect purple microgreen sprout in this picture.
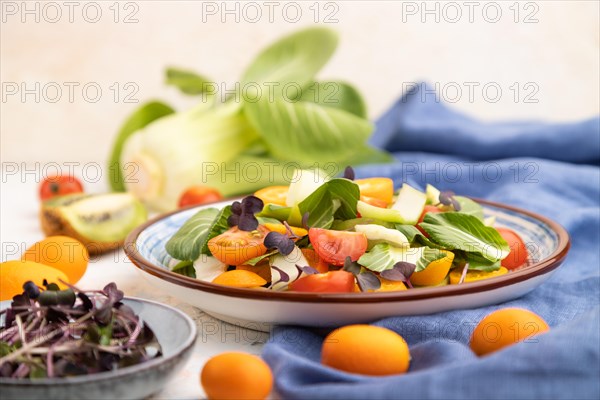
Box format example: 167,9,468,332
301,212,310,230
343,166,355,181
342,256,361,276
356,271,381,292
380,261,416,289
458,262,470,284
438,191,461,211
295,265,319,275
269,266,290,289
228,195,264,231
264,231,295,256
0,280,161,379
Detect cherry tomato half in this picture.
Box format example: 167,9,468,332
207,226,269,266
39,175,84,201
254,186,289,206
288,271,355,293
496,227,528,270
178,186,223,208
355,178,394,205
308,228,367,266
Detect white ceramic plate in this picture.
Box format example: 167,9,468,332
125,199,569,332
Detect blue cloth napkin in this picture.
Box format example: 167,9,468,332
262,83,600,399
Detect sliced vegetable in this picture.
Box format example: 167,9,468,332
357,244,447,273
309,228,367,266
286,169,330,207
354,224,410,248
212,270,267,288
425,184,441,205
300,248,330,273
288,271,355,293
496,228,529,269
390,184,427,225
355,178,394,205
356,201,405,224
255,186,289,207
207,226,269,266
269,246,309,290
449,266,508,284
410,250,454,286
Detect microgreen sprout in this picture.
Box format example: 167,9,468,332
438,191,461,211
0,281,161,379
343,256,381,292
228,196,264,231
380,261,416,289
343,166,355,180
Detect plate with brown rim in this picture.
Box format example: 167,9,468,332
124,199,569,332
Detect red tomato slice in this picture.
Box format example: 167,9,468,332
496,227,528,270
288,271,355,293
308,228,367,266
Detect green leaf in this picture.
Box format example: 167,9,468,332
29,366,47,379
171,260,196,278
464,252,501,272
166,67,213,95
108,101,175,191
394,224,441,248
454,196,485,220
244,97,374,163
241,27,338,92
358,243,425,272
201,206,233,256
0,341,17,357
165,208,220,261
245,250,278,266
300,81,367,118
419,213,510,262
332,217,394,231
298,179,360,229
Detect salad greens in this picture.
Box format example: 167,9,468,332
164,169,519,293
109,27,391,211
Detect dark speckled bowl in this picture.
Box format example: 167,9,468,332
0,297,196,400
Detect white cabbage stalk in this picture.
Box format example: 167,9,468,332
121,103,258,211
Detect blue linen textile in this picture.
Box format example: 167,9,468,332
262,84,600,399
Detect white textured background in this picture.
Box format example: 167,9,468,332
1,1,599,165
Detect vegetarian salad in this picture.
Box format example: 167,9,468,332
165,168,529,293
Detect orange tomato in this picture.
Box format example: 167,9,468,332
322,325,410,375
470,308,549,356
201,352,273,400
212,270,267,288
288,271,355,293
355,178,394,205
1,261,69,301
208,226,269,266
22,236,89,283
410,250,454,286
254,186,289,206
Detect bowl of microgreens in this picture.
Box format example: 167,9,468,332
0,281,196,400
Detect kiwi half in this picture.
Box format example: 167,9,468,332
40,193,147,254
